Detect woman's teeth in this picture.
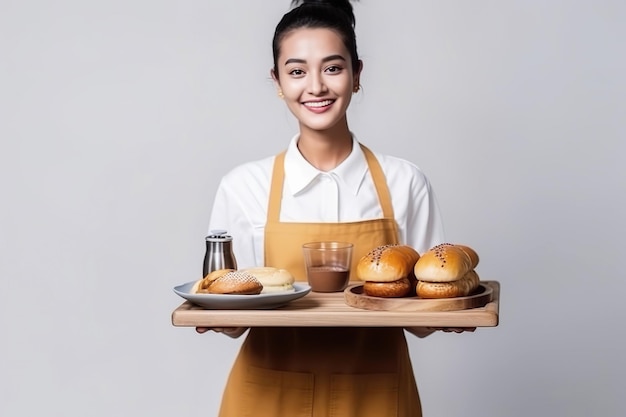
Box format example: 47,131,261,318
304,100,333,108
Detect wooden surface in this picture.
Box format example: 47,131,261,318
171,280,500,328
345,283,493,312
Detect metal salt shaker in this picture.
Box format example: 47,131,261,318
203,230,237,277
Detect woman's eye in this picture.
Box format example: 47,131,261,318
325,65,342,73
289,69,305,76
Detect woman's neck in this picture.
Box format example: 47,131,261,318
297,121,353,172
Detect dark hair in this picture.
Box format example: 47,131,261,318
272,0,360,78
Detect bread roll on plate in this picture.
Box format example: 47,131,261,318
242,267,295,293
192,269,263,295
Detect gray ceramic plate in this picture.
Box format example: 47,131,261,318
173,281,311,309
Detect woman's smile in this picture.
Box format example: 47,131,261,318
303,99,336,112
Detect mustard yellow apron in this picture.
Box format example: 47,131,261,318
218,145,422,417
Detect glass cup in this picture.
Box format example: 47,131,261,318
302,241,354,292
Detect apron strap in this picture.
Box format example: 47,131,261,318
267,151,286,223
359,144,395,219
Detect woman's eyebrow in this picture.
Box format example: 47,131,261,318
283,54,347,66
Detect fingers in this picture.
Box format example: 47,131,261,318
194,327,248,338
221,327,248,338
404,327,436,338
440,327,476,333
406,326,476,336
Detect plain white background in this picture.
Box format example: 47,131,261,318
1,1,624,416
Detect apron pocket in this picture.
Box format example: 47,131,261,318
329,373,399,417
242,365,314,417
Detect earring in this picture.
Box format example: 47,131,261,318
353,84,361,93
278,90,284,99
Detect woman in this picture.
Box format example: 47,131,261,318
200,1,448,416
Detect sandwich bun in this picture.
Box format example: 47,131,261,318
356,244,420,298
241,266,295,293
206,270,263,295
414,243,481,298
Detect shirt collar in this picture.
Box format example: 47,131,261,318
284,134,369,196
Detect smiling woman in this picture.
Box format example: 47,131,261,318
201,1,447,416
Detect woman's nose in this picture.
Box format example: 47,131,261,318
308,73,328,96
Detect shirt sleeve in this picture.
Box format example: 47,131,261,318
403,175,446,254
206,158,274,269
207,176,260,269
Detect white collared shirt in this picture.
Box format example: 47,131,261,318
208,135,445,268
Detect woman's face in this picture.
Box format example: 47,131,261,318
272,28,361,134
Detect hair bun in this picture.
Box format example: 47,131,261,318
291,0,356,26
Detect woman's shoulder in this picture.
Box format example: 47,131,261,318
219,154,276,186
368,149,431,185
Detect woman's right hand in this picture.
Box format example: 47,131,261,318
195,327,248,339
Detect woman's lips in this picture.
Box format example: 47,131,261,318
302,99,335,113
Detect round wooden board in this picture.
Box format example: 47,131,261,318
344,283,493,312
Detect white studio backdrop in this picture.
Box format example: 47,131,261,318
1,1,624,416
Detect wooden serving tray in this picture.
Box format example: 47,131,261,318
345,283,493,312
171,280,500,328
